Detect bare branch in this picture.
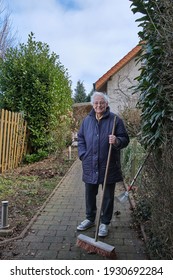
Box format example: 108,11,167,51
0,0,15,57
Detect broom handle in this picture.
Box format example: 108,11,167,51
95,116,116,242
128,150,151,191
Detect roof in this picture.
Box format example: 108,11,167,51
94,44,142,92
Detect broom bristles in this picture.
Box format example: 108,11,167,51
76,234,116,259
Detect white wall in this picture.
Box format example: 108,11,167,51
107,57,141,114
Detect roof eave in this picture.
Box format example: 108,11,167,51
94,44,142,92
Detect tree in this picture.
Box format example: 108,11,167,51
0,32,73,156
0,0,15,58
85,88,94,102
73,80,87,103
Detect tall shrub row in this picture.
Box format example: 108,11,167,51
130,0,173,259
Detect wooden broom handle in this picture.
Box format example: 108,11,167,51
95,115,116,241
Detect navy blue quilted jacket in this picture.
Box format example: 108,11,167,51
78,107,129,184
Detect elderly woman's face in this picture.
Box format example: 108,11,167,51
93,96,108,116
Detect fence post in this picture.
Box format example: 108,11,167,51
68,145,72,160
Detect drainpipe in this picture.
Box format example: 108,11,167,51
93,83,96,91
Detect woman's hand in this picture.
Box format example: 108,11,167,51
109,134,119,145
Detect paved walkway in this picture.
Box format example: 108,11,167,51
1,159,148,260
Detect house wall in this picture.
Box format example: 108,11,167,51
107,57,141,114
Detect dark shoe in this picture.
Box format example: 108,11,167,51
77,219,95,231
98,223,108,237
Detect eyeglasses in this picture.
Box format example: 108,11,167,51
93,101,106,106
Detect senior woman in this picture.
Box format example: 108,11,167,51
77,91,129,237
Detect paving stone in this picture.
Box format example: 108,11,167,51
34,250,58,260
43,236,64,243
27,242,50,250
35,229,56,236
31,224,49,230
49,243,63,251
23,234,44,243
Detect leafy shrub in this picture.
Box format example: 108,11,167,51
24,150,49,164
0,33,73,155
133,198,151,222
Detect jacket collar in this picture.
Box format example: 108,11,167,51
89,106,110,119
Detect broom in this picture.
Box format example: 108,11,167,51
115,151,151,203
76,116,117,259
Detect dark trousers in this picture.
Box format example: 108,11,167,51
85,183,116,225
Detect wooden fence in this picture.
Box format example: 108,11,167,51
0,109,27,173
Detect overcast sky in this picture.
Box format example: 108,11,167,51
5,0,140,94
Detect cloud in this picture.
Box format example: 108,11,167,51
6,0,140,93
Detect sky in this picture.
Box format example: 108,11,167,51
4,0,140,94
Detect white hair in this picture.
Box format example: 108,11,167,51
91,91,109,105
